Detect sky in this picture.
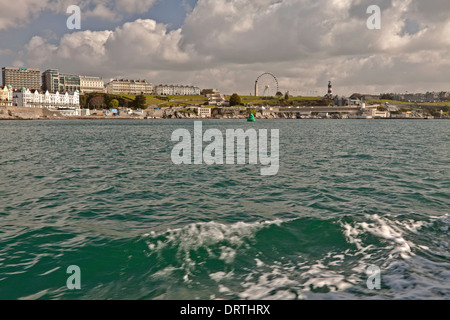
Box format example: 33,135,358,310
1,0,450,96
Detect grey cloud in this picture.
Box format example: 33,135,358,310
11,0,450,94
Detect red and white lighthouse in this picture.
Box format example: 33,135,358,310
328,81,333,96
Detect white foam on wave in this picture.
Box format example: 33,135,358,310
238,265,304,300
145,219,283,247
341,214,424,260
210,255,357,300
339,214,450,299
215,214,449,300
144,219,283,269
143,215,449,299
209,271,234,282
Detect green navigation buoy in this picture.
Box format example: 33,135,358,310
247,112,256,122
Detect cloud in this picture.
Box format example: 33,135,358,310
0,0,50,30
16,19,190,78
115,0,157,14
0,0,158,30
0,49,12,56
84,4,120,21
181,0,425,62
104,19,190,69
10,0,450,94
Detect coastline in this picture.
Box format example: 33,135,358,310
1,116,447,121
1,106,447,121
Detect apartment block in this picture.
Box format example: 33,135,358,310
2,67,41,91
106,79,153,95
154,84,201,96
42,69,81,93
80,76,105,93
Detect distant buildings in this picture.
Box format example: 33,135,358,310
13,88,79,109
154,84,201,96
382,91,450,103
2,67,106,95
42,69,81,93
106,79,153,95
333,95,363,106
204,89,228,106
438,91,450,100
359,105,390,118
197,107,212,118
2,67,41,91
80,76,105,94
0,85,13,106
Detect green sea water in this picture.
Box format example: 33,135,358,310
0,119,448,300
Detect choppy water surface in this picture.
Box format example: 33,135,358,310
0,119,448,300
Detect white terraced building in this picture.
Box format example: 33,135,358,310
154,84,201,96
13,89,80,109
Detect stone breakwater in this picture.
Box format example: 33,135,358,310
154,112,319,119
4,106,444,120
144,107,324,120
0,107,63,120
0,106,320,120
0,107,142,120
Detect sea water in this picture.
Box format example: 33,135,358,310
0,119,448,299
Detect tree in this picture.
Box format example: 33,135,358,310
89,96,105,109
229,93,242,106
285,91,290,100
380,93,394,100
79,95,88,108
276,91,283,98
134,94,147,109
108,99,119,109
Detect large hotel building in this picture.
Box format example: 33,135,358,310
154,84,201,96
42,70,105,94
2,67,41,91
106,79,153,95
42,69,81,93
80,76,105,93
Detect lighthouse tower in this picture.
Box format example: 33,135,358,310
327,81,333,97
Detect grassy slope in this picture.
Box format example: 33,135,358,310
119,94,334,107
119,94,208,106
367,99,450,107
239,96,331,106
119,95,165,105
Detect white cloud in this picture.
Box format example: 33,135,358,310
84,4,120,21
0,0,50,30
11,0,450,94
0,0,158,30
16,19,190,77
115,0,157,14
104,19,189,69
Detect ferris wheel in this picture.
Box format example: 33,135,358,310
255,73,279,97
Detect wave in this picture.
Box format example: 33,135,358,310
141,214,450,299
143,219,284,269
7,214,447,300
